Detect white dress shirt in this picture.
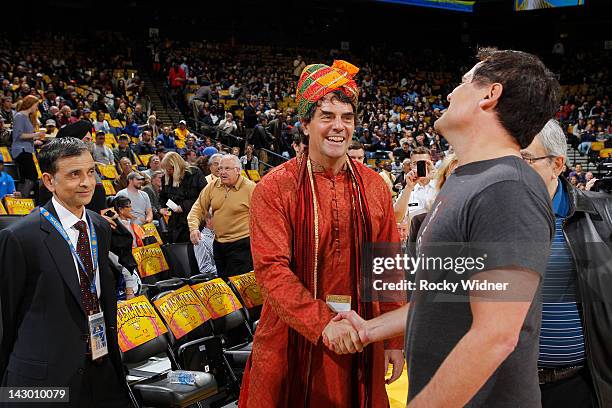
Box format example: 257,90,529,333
401,179,438,222
52,197,101,300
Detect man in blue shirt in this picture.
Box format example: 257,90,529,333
0,158,19,199
155,126,176,150
522,119,612,408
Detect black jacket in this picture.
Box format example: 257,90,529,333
160,166,206,242
0,201,128,405
561,176,612,407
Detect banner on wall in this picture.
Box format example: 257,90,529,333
117,295,168,352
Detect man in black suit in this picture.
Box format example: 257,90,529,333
0,138,129,407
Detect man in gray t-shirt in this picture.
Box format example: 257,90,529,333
115,172,152,226
323,49,560,407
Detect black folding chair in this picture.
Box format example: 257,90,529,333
122,333,218,408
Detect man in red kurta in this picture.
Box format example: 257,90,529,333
239,60,405,408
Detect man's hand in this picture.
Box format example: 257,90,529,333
174,205,183,214
585,178,597,191
190,229,201,245
404,170,418,191
332,310,372,347
384,350,404,385
322,318,363,354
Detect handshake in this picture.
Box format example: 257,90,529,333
322,311,370,355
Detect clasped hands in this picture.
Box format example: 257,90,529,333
322,310,369,354
322,311,404,384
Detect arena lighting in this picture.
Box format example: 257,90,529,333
375,0,475,13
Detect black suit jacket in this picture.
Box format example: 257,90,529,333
0,201,126,400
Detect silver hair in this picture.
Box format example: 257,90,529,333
219,153,241,169
535,119,567,158
209,153,224,163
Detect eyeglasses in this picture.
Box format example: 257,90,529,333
520,154,556,165
218,167,239,172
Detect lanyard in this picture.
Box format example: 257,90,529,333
41,207,98,295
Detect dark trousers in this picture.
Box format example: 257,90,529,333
213,237,253,279
540,367,595,408
78,357,130,408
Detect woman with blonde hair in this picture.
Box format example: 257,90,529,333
159,151,206,243
11,95,45,197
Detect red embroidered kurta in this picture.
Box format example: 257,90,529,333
239,158,405,408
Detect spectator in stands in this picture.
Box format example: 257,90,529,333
393,146,436,223
116,172,153,226
136,130,156,155
185,149,198,166
393,158,411,193
132,103,147,126
240,144,259,170
156,147,166,160
44,119,58,138
193,210,217,277
205,153,222,185
218,112,237,135
57,106,77,128
1,96,15,125
187,154,255,278
142,155,162,179
113,195,139,247
569,163,587,184
243,96,258,140
156,126,177,150
174,120,189,143
146,114,160,137
92,130,115,165
11,95,45,198
391,141,412,162
143,170,163,221
113,134,137,164
159,151,206,243
0,157,20,198
522,119,612,407
195,156,210,178
0,117,10,146
120,116,139,137
249,115,272,173
114,157,132,191
93,110,111,134
347,140,365,164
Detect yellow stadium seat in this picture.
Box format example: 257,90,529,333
600,148,612,159
0,147,12,162
591,141,604,152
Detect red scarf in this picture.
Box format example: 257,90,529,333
287,150,373,408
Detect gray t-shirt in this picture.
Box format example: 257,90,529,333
116,188,151,225
406,156,554,407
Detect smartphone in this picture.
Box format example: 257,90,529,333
416,160,427,178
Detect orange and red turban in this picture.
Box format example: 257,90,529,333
295,60,359,118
